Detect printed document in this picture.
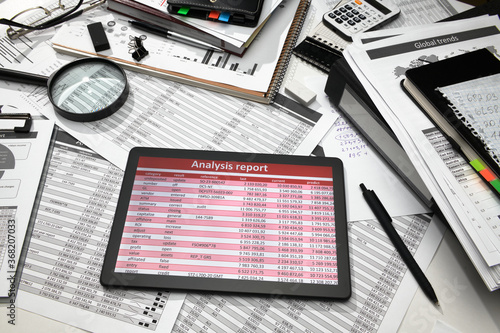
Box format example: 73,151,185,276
344,15,500,290
0,113,53,298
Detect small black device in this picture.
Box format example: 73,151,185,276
87,22,110,52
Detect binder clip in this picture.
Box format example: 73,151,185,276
128,35,149,61
0,113,32,133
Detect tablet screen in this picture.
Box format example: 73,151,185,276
101,148,350,299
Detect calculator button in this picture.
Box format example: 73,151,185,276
355,0,362,4
352,9,359,15
353,17,361,23
335,18,343,24
340,7,347,13
328,13,336,18
334,10,341,15
347,20,356,26
341,15,348,20
359,14,366,20
345,4,353,10
347,12,354,18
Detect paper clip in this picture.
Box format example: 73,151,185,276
128,35,149,61
0,113,32,133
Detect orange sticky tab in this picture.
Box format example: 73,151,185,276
209,10,220,19
480,168,496,182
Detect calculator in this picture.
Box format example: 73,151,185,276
323,0,400,41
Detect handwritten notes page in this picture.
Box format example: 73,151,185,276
438,73,500,172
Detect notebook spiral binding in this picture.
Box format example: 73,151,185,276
292,21,349,73
266,0,312,103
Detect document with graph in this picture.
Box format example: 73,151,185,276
51,0,311,103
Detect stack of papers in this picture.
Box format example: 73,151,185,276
135,0,284,50
343,15,500,291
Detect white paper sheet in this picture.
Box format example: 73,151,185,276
15,126,186,332
0,114,53,298
323,116,430,222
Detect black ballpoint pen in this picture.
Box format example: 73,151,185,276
360,183,440,306
127,20,224,52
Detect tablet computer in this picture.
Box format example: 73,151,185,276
101,148,351,299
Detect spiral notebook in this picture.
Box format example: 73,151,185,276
52,0,311,104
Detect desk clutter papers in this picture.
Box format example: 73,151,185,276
343,14,500,290
52,1,309,103
10,124,445,332
0,2,446,332
0,31,445,330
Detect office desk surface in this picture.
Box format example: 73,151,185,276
1,0,500,332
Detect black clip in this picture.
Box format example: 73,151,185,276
0,113,32,133
128,35,149,61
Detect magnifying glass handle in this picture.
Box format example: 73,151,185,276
0,68,48,86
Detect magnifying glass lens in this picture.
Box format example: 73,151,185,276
48,58,129,121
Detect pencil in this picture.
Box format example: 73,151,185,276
360,183,439,306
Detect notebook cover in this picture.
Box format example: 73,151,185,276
106,0,247,56
167,0,264,27
404,48,500,176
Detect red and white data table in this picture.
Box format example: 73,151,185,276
115,157,338,285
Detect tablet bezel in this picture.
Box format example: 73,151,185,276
101,147,351,299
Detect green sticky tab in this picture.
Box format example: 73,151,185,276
470,159,485,171
490,179,500,192
178,6,190,15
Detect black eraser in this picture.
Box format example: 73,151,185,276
87,22,110,52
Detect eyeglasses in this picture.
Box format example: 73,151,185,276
0,0,106,40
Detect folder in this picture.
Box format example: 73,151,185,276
325,58,435,210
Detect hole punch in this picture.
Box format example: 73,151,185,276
0,113,32,133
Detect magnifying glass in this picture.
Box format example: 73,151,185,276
0,58,129,122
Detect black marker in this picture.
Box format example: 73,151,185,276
360,183,439,306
